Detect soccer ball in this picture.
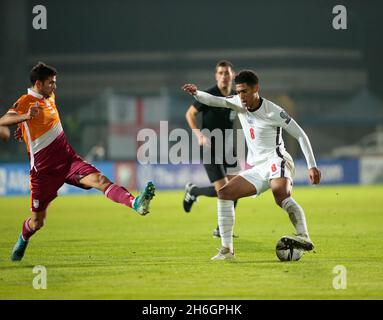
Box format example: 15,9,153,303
275,238,304,262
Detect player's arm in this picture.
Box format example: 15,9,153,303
278,112,321,184
0,102,40,126
182,84,243,113
185,104,201,136
185,105,210,147
0,112,29,126
0,125,10,141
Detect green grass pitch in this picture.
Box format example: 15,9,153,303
0,185,382,299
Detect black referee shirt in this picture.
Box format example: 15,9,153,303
193,85,237,160
193,85,237,132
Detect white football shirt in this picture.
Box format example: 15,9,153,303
194,91,317,169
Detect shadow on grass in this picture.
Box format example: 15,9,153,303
0,264,35,270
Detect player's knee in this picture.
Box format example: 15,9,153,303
217,186,236,201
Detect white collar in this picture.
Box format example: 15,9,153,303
27,88,44,100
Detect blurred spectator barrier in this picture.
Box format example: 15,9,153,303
1,157,381,196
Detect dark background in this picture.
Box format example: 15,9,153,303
1,0,382,161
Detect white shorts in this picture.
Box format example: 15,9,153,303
239,152,295,196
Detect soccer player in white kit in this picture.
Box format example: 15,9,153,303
183,70,321,260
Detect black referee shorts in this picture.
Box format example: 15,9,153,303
200,144,240,183
203,161,239,183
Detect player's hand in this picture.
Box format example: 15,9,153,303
182,84,198,95
309,167,321,185
198,134,211,147
14,126,23,142
26,102,41,120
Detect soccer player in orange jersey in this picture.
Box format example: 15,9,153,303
0,62,155,261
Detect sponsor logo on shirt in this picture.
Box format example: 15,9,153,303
280,110,292,124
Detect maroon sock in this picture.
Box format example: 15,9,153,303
22,218,36,241
103,183,135,208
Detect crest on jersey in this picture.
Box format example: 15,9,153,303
33,199,40,209
280,110,292,124
246,113,254,124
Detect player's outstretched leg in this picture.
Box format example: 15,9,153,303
281,197,314,251
183,183,197,213
100,175,155,215
11,217,38,261
11,234,29,261
280,235,314,251
133,181,156,215
183,183,217,213
271,178,314,251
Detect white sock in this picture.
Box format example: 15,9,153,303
217,199,235,252
281,197,309,238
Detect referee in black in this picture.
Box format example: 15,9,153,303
183,60,240,237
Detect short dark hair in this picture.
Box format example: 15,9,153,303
30,62,57,85
234,70,259,86
215,60,234,71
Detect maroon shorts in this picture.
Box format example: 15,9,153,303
29,133,100,212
